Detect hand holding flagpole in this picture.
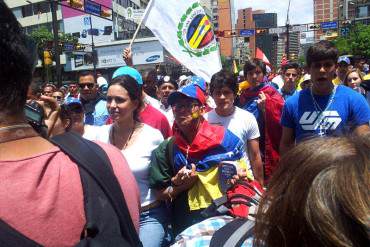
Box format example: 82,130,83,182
123,0,154,65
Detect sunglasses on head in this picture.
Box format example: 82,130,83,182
79,83,95,89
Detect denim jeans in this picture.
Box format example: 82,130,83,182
139,203,172,247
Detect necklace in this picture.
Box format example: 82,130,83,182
110,123,136,150
310,86,337,137
0,123,31,131
0,124,39,144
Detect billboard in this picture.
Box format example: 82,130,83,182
62,0,114,44
65,40,164,71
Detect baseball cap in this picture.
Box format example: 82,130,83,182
64,97,82,106
337,56,351,65
112,66,143,85
168,76,207,106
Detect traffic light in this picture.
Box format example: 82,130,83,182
43,50,52,66
214,30,225,37
309,24,320,30
68,0,83,9
256,29,268,34
75,43,86,51
342,20,351,26
72,32,81,38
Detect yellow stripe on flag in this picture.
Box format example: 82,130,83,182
189,16,211,48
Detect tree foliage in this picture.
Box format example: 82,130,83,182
333,24,370,57
28,27,78,59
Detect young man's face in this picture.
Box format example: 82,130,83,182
173,97,202,128
79,75,98,101
246,66,264,87
69,83,79,95
282,68,299,90
309,59,336,88
43,86,54,97
337,62,350,77
212,86,235,112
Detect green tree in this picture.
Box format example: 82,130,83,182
333,24,370,57
29,27,78,82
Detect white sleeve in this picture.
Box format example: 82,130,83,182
246,112,260,140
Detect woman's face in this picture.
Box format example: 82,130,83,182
246,66,264,87
107,84,139,123
346,72,362,89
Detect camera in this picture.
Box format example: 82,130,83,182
24,101,48,137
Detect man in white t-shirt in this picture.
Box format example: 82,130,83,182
204,70,264,185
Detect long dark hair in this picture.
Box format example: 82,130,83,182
0,2,33,117
254,135,370,247
109,75,143,122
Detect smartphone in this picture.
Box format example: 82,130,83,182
24,103,43,125
219,161,238,193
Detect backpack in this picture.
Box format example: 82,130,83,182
0,132,142,247
204,180,263,247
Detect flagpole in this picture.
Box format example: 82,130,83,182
128,0,154,49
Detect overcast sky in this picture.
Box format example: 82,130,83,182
234,0,314,27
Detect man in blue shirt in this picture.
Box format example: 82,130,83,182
278,62,300,100
78,71,109,126
280,41,370,155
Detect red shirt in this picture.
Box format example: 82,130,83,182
106,104,172,138
0,141,140,246
139,104,172,139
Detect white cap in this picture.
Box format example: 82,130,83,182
97,76,108,88
178,75,188,82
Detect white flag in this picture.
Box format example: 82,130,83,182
142,0,222,82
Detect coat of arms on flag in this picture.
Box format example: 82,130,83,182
143,0,222,82
177,2,218,58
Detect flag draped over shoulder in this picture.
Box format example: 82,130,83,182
142,0,222,82
172,120,247,210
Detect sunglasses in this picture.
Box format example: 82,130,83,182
79,83,95,89
53,96,63,100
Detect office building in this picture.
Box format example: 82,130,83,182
314,0,339,41
277,32,300,64
253,12,278,67
216,0,235,57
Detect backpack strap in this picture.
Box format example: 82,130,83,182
51,132,141,246
0,219,42,247
165,137,176,175
209,218,254,247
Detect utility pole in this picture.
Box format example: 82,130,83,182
89,15,97,76
285,0,292,61
50,0,61,86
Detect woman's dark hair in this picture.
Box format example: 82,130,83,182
306,40,338,67
254,135,370,247
243,58,267,76
210,70,238,96
109,75,143,122
0,2,34,117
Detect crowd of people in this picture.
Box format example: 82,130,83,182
0,2,369,247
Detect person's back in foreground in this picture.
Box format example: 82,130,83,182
0,3,140,246
254,134,370,247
